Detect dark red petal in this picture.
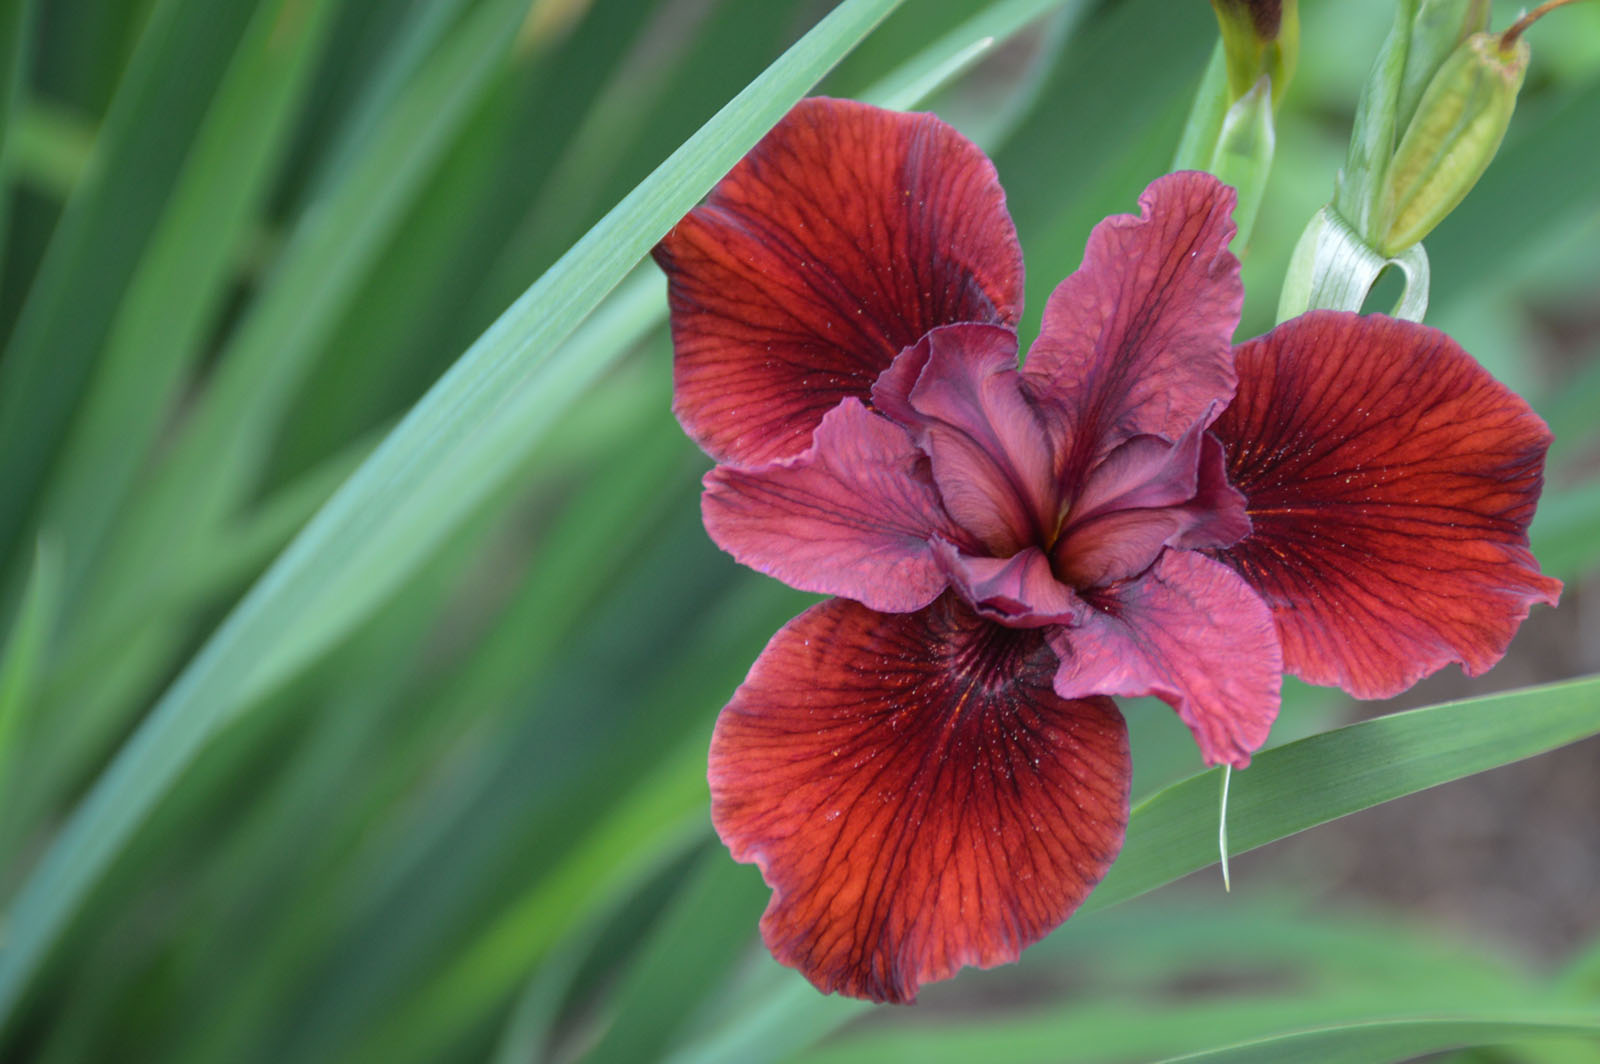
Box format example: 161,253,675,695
1211,311,1562,698
1022,172,1243,473
894,324,1058,555
1051,551,1280,767
703,399,963,612
932,540,1087,628
656,97,1025,466
710,595,1130,1003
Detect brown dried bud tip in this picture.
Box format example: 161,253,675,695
1213,0,1282,40
1210,0,1298,105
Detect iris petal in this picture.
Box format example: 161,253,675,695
1023,171,1243,478
710,595,1130,1003
656,97,1024,467
1051,550,1281,768
1211,311,1561,698
703,398,964,613
894,324,1061,555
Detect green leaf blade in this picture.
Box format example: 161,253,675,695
0,0,906,1029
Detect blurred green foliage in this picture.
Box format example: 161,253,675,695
0,1,1596,1062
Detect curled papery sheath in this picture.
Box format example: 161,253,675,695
709,595,1129,1003
655,97,1024,467
1211,311,1561,698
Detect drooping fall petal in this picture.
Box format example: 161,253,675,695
655,97,1025,466
1050,550,1281,767
1023,172,1243,474
1210,311,1561,698
703,399,963,613
710,595,1130,1003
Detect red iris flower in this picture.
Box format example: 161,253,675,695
653,98,1560,1003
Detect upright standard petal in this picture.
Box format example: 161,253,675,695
703,399,964,613
710,595,1129,1003
655,97,1024,466
1210,312,1561,698
890,324,1060,555
1022,172,1243,473
1051,551,1281,768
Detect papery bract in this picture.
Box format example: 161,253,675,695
654,96,1558,1004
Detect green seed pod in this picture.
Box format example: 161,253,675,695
1376,31,1528,257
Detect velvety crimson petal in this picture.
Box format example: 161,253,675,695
710,595,1129,1003
1051,551,1280,768
1211,311,1562,698
1022,172,1242,471
894,324,1059,555
656,97,1025,466
932,540,1086,627
703,399,965,612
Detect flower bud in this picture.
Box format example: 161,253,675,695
1376,31,1527,257
1210,0,1298,106
1396,0,1490,134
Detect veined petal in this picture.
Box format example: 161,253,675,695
1211,312,1562,698
1053,416,1249,588
711,595,1129,1003
888,324,1059,555
1023,172,1243,474
1051,551,1280,768
655,97,1024,466
1052,509,1186,589
703,399,961,613
932,540,1087,628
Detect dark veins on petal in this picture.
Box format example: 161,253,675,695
709,595,1130,1003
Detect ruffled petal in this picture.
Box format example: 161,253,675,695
1210,311,1562,698
710,595,1130,1003
656,97,1025,466
932,540,1087,627
885,324,1059,555
1052,415,1249,587
1050,550,1280,768
1022,172,1242,472
703,399,963,613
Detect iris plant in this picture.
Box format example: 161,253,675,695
652,98,1559,1004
